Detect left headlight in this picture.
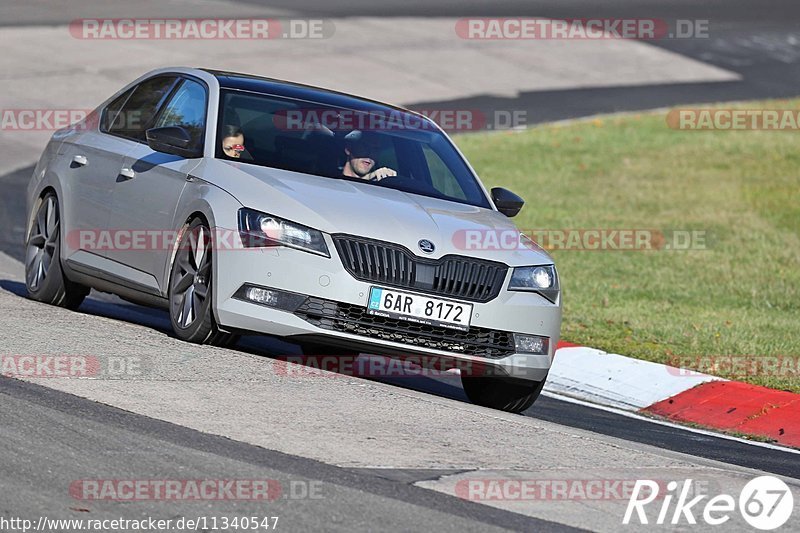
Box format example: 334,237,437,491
508,265,559,303
238,208,330,257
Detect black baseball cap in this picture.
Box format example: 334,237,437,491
344,130,380,158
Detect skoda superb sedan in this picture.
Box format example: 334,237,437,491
25,67,561,412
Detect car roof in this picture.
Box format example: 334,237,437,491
202,68,429,119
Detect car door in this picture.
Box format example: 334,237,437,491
106,77,208,295
60,86,136,262
64,75,180,285
62,76,178,260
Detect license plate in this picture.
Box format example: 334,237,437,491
367,287,472,331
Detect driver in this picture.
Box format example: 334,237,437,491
341,130,397,182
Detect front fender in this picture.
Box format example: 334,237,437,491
164,177,244,307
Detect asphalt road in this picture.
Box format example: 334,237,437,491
1,377,572,533
0,272,796,480
4,0,798,25
0,266,798,531
2,1,798,122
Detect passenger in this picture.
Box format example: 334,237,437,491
341,130,397,182
220,125,249,160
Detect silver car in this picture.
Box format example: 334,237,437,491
25,67,561,412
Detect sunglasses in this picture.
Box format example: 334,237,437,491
224,144,245,153
349,145,379,159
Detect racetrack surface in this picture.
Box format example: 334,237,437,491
0,251,798,530
3,0,798,123
2,0,800,530
1,377,569,533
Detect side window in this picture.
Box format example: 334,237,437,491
105,76,178,141
422,145,467,200
154,78,208,153
100,87,134,133
375,135,398,170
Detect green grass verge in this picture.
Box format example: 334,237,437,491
454,100,800,392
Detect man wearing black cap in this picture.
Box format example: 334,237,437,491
341,130,397,182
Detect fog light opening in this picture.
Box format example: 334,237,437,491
234,284,307,312
246,286,279,306
514,334,549,355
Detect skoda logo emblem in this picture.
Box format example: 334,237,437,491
418,239,435,254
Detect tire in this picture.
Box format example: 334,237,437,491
461,375,547,413
25,192,89,310
168,218,238,347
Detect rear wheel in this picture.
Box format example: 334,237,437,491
169,218,238,347
461,375,546,413
25,192,89,310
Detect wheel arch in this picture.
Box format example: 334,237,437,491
164,206,215,295
25,185,60,246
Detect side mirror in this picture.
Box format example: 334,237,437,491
145,126,202,159
491,187,525,217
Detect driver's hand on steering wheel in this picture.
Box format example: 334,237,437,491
367,167,397,181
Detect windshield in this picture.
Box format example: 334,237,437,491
216,90,491,208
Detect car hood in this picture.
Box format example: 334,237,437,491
195,159,554,267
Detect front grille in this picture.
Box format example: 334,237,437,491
295,297,516,359
333,235,508,303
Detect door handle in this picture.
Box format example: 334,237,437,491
72,155,88,166
119,167,136,180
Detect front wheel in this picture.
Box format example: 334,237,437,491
168,218,238,347
461,375,546,413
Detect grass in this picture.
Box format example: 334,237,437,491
454,100,800,392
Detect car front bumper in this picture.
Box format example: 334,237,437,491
213,236,561,382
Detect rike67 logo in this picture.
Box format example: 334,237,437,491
624,476,794,530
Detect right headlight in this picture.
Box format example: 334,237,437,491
508,265,559,303
238,208,330,257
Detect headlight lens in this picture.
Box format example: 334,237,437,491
508,265,559,303
238,208,329,257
